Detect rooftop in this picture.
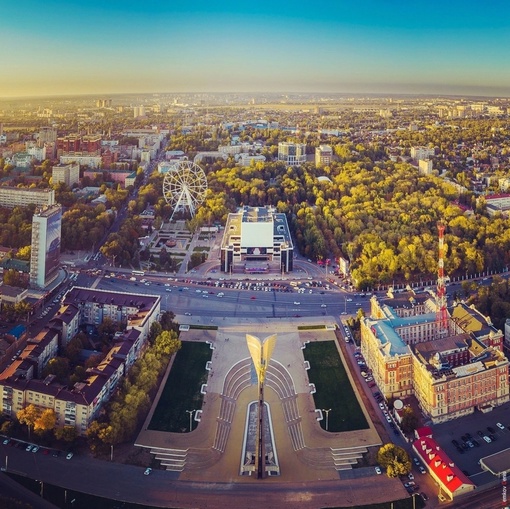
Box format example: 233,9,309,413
413,436,474,495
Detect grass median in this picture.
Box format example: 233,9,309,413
148,341,212,432
304,340,368,432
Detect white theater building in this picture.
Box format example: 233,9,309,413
220,206,294,274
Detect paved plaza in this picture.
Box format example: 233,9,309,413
136,318,386,485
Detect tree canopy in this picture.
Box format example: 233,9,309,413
377,443,412,478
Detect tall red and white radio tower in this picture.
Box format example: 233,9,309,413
436,222,448,335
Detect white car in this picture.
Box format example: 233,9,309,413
144,467,152,475
66,452,74,460
497,422,505,430
293,301,300,305
375,466,382,475
320,304,327,308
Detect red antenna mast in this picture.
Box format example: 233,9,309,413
437,222,448,335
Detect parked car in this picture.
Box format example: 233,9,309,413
66,452,74,460
375,466,382,475
144,467,152,475
497,422,505,430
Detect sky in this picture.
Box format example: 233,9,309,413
1,0,510,98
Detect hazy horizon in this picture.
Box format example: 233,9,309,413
2,0,510,99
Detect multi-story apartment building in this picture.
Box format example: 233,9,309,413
59,154,102,169
238,154,266,167
49,302,80,348
57,134,101,155
410,146,435,161
38,127,57,146
52,162,80,187
278,142,306,166
315,145,333,167
361,294,509,423
418,159,433,175
29,205,62,289
0,288,160,435
0,187,55,209
25,142,46,162
11,152,34,168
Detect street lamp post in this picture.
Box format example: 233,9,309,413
110,444,114,461
322,408,332,431
186,409,195,432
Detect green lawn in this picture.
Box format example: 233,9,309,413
303,341,368,432
148,342,212,432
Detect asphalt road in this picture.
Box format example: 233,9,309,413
1,441,410,509
92,273,371,320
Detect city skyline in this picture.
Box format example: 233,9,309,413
1,0,510,98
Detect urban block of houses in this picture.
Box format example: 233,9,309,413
0,287,160,435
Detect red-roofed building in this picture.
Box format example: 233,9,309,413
412,436,475,500
414,426,433,439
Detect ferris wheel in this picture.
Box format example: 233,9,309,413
162,161,208,220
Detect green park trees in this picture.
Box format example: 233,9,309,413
377,443,412,478
61,203,114,251
199,156,510,288
16,404,57,438
400,407,419,434
87,328,181,453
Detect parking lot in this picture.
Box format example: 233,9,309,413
432,402,510,482
1,435,70,459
